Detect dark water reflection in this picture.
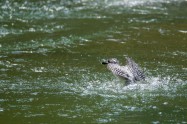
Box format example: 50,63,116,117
0,0,187,123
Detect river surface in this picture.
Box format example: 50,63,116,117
0,0,187,123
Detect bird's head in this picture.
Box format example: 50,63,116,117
102,58,119,65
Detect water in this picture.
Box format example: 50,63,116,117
0,0,187,123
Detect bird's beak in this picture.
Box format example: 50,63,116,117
102,60,108,65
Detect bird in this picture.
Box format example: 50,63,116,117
102,57,145,84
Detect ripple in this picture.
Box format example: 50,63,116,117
179,30,187,34
0,0,186,123
0,0,185,21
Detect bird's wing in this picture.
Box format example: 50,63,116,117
108,64,131,80
125,57,145,81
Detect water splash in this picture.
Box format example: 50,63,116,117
56,72,186,99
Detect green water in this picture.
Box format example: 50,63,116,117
0,0,187,123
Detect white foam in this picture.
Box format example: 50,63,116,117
77,75,186,98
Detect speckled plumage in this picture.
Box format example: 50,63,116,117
102,57,145,83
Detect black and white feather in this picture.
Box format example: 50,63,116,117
102,57,145,83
